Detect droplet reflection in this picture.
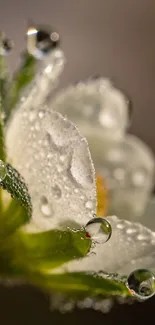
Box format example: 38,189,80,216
127,269,155,300
27,24,60,59
85,217,112,244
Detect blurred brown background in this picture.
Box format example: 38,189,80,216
1,0,155,151
0,0,155,323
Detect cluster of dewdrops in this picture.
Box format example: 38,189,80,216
0,25,155,301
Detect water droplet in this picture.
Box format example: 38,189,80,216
60,155,65,162
127,269,155,300
137,234,149,241
35,121,40,131
85,217,112,244
27,24,60,59
51,184,62,199
40,196,52,217
85,200,93,209
57,164,63,173
131,169,147,187
0,160,7,181
113,168,125,181
117,223,125,229
126,228,137,234
40,151,45,158
29,111,36,122
38,110,45,119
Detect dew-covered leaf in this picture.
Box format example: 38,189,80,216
13,228,91,271
30,271,129,299
0,163,32,217
59,216,155,275
6,108,96,231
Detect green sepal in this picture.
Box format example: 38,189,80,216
9,53,36,112
0,199,30,239
0,163,32,216
12,228,91,272
30,271,130,299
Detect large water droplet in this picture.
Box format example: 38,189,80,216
27,24,60,59
40,196,52,217
51,184,62,199
127,269,155,300
0,160,7,182
85,217,112,243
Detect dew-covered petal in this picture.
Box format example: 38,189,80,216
58,216,155,275
6,107,96,231
50,78,129,140
87,134,155,221
15,48,65,114
50,78,155,222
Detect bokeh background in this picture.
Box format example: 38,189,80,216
0,0,155,323
1,0,155,152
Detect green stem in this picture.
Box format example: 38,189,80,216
0,55,8,213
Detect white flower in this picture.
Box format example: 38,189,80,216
49,79,155,222
5,47,155,284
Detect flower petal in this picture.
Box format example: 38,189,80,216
50,78,129,139
6,106,96,231
58,216,155,274
77,133,155,222
19,49,65,110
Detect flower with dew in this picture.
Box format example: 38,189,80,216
0,24,155,314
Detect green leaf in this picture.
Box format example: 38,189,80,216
0,222,130,299
0,225,130,299
0,199,30,238
13,228,91,272
0,227,90,277
0,163,32,216
0,75,10,124
30,271,130,298
9,53,36,112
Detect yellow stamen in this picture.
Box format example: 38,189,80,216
96,174,108,216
